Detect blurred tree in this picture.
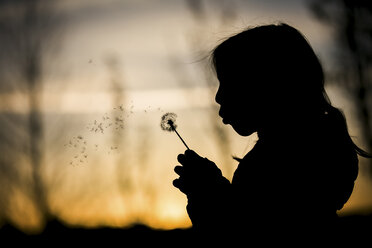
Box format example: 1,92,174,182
0,0,63,228
104,55,133,208
309,0,372,174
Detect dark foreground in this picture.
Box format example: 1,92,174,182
1,213,371,246
0,220,194,246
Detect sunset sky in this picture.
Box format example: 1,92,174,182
1,0,371,233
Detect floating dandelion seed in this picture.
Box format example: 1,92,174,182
66,103,133,166
160,112,189,150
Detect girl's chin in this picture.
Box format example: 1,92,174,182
231,123,255,137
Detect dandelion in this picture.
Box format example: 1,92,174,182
160,112,177,131
160,112,189,150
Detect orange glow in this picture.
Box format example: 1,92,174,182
0,0,371,234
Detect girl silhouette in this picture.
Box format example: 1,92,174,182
173,23,371,237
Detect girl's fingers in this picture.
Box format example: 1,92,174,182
185,149,198,158
178,150,200,167
173,178,187,194
174,165,184,176
177,153,185,164
173,178,181,188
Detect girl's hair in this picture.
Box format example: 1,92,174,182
211,23,371,158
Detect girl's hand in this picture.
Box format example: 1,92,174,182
173,150,227,196
173,150,231,228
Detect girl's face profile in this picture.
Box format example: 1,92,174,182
215,67,263,137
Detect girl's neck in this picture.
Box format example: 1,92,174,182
257,116,321,146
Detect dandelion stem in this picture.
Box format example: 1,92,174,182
169,123,190,150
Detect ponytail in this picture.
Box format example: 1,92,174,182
324,104,372,158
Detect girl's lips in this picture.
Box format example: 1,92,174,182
219,107,234,124
219,109,229,124
220,113,231,124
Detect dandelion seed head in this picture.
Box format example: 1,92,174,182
160,112,177,132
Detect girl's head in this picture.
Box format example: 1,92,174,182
212,23,328,136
